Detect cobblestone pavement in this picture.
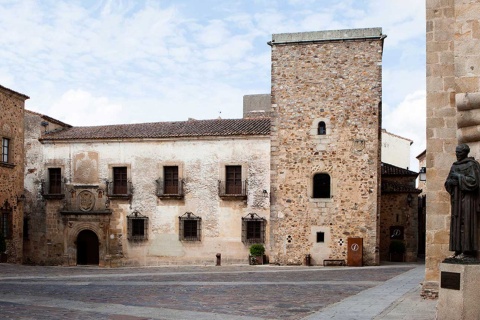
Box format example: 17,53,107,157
0,263,435,320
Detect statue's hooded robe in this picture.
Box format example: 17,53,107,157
445,157,480,253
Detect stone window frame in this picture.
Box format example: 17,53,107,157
241,213,266,244
127,210,148,241
0,136,14,168
179,212,202,241
156,162,184,198
218,162,248,199
310,118,331,137
308,171,335,202
107,163,132,198
42,165,66,198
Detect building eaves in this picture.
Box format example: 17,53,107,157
0,84,29,100
25,109,72,128
40,118,271,141
381,129,413,145
381,162,418,176
381,180,422,194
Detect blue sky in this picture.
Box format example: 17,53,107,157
0,0,426,168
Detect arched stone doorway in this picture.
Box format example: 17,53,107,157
76,229,99,265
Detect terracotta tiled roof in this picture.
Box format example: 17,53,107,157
40,118,271,141
381,163,418,176
381,180,422,194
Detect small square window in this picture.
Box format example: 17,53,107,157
179,212,201,241
127,211,148,241
316,232,325,243
242,213,266,244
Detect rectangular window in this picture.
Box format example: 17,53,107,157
48,168,62,194
247,221,262,240
242,213,265,244
179,212,201,241
183,220,197,239
0,211,11,239
316,232,325,243
127,211,148,241
2,138,10,163
132,219,145,237
226,165,242,194
113,167,128,195
164,166,179,194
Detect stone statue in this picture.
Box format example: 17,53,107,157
445,144,480,258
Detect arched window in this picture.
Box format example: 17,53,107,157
318,121,326,135
313,173,330,198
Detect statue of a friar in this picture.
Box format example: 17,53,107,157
445,143,480,258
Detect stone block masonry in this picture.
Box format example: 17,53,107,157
269,28,384,265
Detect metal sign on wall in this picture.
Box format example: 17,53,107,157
390,226,404,240
347,237,363,267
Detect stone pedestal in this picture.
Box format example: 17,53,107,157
437,263,480,320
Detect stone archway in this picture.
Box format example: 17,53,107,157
76,229,99,265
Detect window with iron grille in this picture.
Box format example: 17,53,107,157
179,212,201,241
48,168,62,194
164,166,179,194
242,213,265,244
226,165,242,194
127,211,148,241
0,201,12,239
113,167,128,195
313,173,331,198
1,138,10,163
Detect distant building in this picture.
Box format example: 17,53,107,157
381,129,413,169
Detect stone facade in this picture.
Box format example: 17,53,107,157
425,0,480,297
24,114,271,266
0,85,29,263
269,29,385,265
380,164,421,262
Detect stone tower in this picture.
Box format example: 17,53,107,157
269,28,385,265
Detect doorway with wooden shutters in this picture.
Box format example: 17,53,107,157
76,229,99,265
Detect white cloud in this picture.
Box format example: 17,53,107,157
47,89,124,126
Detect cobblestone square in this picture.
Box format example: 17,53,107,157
0,263,436,319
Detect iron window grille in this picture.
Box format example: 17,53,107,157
0,200,12,239
179,212,201,241
242,213,266,244
127,210,148,241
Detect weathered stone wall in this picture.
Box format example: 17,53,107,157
24,134,271,266
424,0,480,297
269,29,384,265
0,86,28,263
380,176,419,262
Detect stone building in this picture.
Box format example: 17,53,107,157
381,129,413,169
0,84,29,263
20,28,403,267
24,112,270,266
380,163,421,262
424,0,480,296
269,28,385,265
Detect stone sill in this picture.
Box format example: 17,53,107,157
60,210,112,215
0,162,15,169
